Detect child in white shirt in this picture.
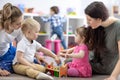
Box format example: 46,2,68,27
13,18,60,80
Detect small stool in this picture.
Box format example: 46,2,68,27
45,40,52,50
54,40,61,54
45,39,61,54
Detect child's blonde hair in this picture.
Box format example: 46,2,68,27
21,18,40,34
76,26,86,38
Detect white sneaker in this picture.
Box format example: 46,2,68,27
50,34,57,41
36,72,54,80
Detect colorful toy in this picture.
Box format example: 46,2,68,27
46,62,67,77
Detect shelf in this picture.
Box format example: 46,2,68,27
24,13,39,16
38,34,75,37
67,15,84,19
38,33,49,36
23,13,84,19
23,14,84,47
68,34,75,37
63,34,67,36
63,34,75,37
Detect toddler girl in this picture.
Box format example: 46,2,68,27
60,27,92,77
13,18,60,80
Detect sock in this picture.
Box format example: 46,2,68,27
36,72,54,80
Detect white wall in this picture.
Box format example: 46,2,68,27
80,0,120,15
0,0,119,25
0,0,81,15
0,0,119,16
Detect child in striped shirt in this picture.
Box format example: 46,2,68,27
41,6,67,49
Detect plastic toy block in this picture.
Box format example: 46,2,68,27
54,71,59,77
50,70,54,76
54,66,59,72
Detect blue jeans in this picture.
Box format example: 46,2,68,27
0,44,16,73
52,26,67,49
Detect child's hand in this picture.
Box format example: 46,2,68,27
65,54,70,58
66,50,70,54
54,56,61,65
60,50,67,53
59,53,66,57
66,54,72,58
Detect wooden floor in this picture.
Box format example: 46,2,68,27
0,74,112,80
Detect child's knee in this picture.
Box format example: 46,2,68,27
67,68,73,76
13,64,30,75
67,68,79,77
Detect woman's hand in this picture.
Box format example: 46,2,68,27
104,76,116,80
0,69,11,76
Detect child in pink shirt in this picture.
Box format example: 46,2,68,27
60,27,92,77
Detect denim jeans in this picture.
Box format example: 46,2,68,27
0,43,16,73
52,26,67,49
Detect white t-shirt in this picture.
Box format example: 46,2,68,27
0,28,23,56
13,36,42,64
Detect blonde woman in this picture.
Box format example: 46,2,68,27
0,3,23,76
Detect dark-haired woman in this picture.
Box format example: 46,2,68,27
0,3,23,76
85,1,120,80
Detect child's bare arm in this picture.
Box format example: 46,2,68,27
66,47,75,54
66,50,85,58
59,47,74,57
17,51,37,69
38,47,56,58
38,47,60,64
60,47,74,54
59,50,67,53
